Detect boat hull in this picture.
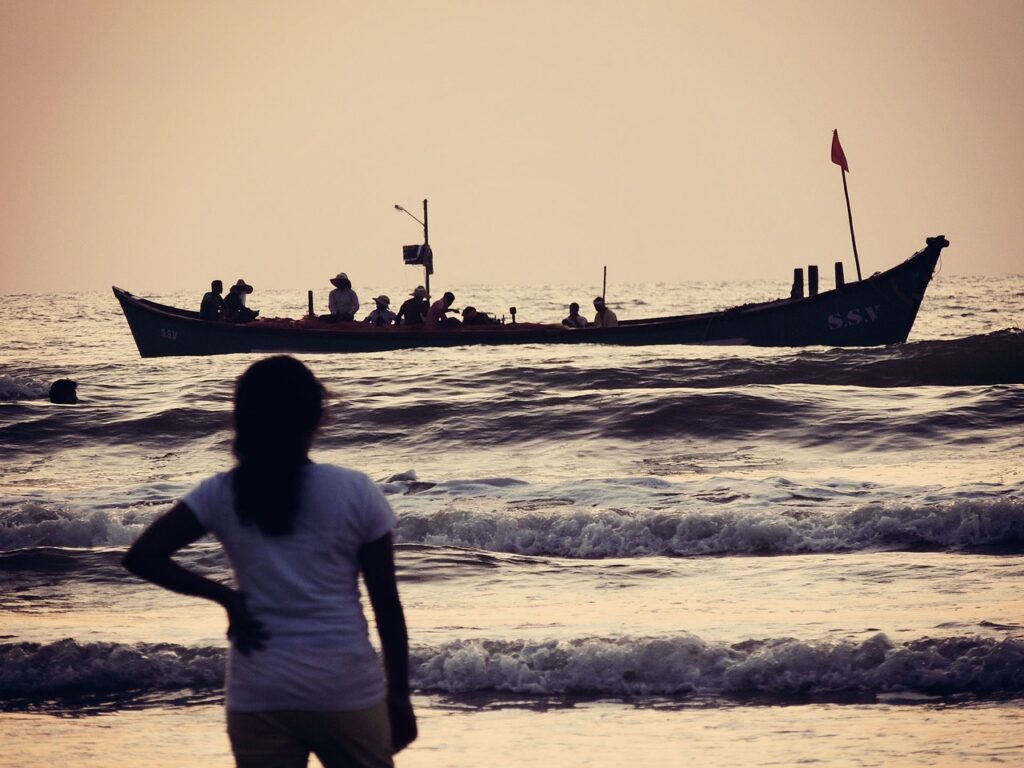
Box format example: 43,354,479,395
114,237,947,357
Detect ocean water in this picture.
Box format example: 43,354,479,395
1,270,1022,767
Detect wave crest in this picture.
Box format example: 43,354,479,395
0,639,223,696
0,375,48,401
1,497,1019,556
413,633,1024,696
394,498,1024,557
3,633,1021,702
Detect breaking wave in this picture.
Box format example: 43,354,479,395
2,633,1021,704
413,633,1024,696
393,498,1024,557
0,375,48,401
1,497,1020,557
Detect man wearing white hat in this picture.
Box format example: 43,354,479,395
327,272,359,322
225,279,258,323
364,295,397,326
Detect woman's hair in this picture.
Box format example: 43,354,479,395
232,356,324,536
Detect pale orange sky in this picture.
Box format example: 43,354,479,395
1,0,1022,294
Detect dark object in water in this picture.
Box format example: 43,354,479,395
49,379,78,404
112,236,949,358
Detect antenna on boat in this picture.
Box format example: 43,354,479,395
395,199,433,300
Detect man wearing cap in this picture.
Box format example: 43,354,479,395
327,273,359,322
364,295,397,326
591,296,618,328
225,279,259,323
395,286,429,326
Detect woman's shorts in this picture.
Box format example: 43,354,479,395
227,701,393,768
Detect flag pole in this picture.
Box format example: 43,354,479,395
831,129,862,281
841,168,862,281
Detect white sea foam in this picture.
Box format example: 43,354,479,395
2,633,1021,700
0,375,47,401
393,497,1024,557
0,638,223,696
0,491,1020,555
411,633,1024,695
411,630,1024,696
0,503,149,549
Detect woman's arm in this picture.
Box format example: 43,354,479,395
359,533,417,752
122,501,268,655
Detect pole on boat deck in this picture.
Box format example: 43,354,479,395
832,129,862,281
307,290,314,317
423,199,430,301
423,199,429,245
395,199,433,300
602,266,607,300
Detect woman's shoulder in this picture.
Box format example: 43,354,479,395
182,469,236,527
303,464,391,532
190,468,234,493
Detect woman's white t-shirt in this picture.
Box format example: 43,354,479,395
184,463,397,712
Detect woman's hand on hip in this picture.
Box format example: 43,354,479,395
225,591,270,656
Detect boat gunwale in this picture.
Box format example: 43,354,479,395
113,278,855,335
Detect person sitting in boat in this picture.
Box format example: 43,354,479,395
225,280,259,323
199,280,225,321
234,277,253,308
591,296,618,328
395,286,429,326
461,306,497,326
561,302,587,328
364,295,397,326
325,272,359,322
425,291,460,328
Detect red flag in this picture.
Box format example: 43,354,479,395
831,129,849,173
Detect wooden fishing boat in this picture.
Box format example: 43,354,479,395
113,236,947,358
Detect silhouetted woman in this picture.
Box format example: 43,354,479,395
124,356,415,767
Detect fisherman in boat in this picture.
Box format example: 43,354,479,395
225,280,259,323
461,306,498,326
325,272,359,322
561,302,587,328
395,286,429,326
199,280,225,321
234,278,252,309
425,292,460,328
364,295,397,326
591,296,618,328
